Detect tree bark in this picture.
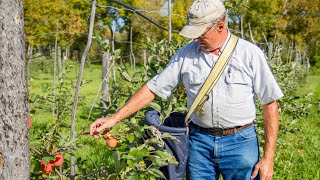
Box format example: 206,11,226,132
0,0,30,179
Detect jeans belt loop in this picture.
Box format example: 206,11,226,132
222,129,226,136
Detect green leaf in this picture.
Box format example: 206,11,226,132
156,150,178,165
120,72,132,82
148,168,167,179
161,133,178,141
113,49,121,58
173,106,188,113
128,147,149,161
42,154,55,164
149,102,161,112
145,138,164,146
148,155,168,167
126,134,135,143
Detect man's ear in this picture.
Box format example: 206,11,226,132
217,21,225,32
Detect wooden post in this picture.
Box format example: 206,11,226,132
53,30,58,116
143,49,147,79
130,26,135,73
130,26,133,71
289,40,294,65
58,47,62,84
112,22,115,53
240,16,244,39
27,41,33,89
168,0,172,44
102,52,111,102
268,42,273,60
248,23,256,44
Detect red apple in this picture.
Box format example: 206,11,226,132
28,118,32,128
40,160,54,175
40,160,46,171
178,87,186,93
49,153,64,166
106,137,118,148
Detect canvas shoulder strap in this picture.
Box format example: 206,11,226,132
185,34,239,123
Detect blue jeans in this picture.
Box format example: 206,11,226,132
187,123,260,180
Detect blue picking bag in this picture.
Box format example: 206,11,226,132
145,110,189,180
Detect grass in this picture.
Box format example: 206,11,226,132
273,75,320,179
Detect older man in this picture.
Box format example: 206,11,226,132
90,0,283,179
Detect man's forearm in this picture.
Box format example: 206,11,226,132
262,100,279,161
111,84,156,122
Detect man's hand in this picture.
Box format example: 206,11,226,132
89,85,156,139
90,117,118,138
251,100,279,180
251,158,274,180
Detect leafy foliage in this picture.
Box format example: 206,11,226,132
24,0,89,47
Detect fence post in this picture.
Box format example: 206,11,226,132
102,52,111,102
130,26,136,73
58,46,62,84
168,0,172,44
143,49,147,79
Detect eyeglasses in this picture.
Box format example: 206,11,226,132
198,24,215,39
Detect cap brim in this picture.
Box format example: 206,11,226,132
179,23,208,39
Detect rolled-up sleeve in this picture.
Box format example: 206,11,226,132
252,48,284,105
147,53,183,99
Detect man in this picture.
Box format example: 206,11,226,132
90,0,284,179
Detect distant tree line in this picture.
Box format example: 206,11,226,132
24,0,320,67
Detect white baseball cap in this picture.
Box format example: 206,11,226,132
179,0,226,39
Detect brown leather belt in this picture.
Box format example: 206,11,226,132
189,122,254,136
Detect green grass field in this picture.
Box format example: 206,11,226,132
28,61,320,179
273,75,320,179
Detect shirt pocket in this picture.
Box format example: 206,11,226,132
184,72,206,96
225,66,251,104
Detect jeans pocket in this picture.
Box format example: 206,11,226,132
236,125,257,139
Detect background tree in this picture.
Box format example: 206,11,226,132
24,0,89,54
280,0,320,65
0,0,30,179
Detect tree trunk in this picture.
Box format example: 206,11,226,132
0,0,30,179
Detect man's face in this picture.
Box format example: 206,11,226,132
194,22,224,52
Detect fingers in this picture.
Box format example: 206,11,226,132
90,119,104,138
96,125,106,133
89,117,117,138
250,161,261,179
251,160,273,180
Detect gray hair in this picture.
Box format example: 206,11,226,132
210,11,227,27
